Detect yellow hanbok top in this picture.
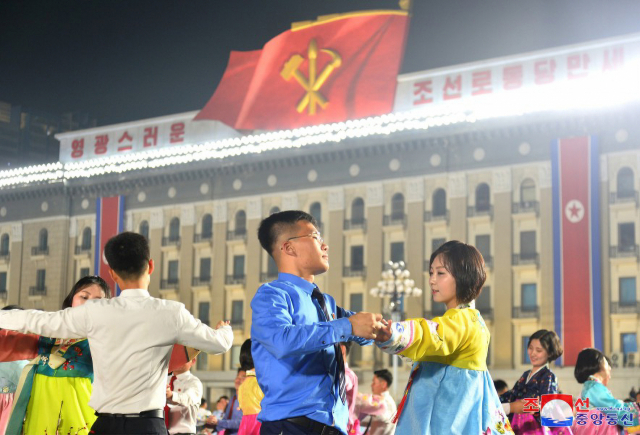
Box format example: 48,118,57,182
237,370,264,415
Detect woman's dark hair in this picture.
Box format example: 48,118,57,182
2,305,23,310
528,329,563,363
239,338,254,371
429,240,486,305
62,275,111,309
574,348,609,384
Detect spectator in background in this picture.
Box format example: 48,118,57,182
237,339,263,435
500,329,564,434
340,342,360,435
196,398,212,434
206,369,246,435
356,369,396,435
166,358,203,435
494,379,509,396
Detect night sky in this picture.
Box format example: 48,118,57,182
2,0,640,126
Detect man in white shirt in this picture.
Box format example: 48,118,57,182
0,232,233,435
167,358,202,435
357,369,397,435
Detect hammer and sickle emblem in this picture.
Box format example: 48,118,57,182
280,39,342,115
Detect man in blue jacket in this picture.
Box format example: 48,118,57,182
251,210,383,435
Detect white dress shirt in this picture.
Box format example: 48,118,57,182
168,370,202,434
0,289,233,414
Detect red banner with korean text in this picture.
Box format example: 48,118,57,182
552,137,602,366
194,10,409,130
95,196,125,296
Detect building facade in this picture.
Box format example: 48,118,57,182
1,33,640,400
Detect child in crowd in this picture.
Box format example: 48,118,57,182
573,348,640,434
237,339,263,435
500,329,570,434
375,240,513,434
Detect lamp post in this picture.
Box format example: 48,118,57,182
369,260,422,398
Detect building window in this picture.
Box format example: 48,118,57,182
617,167,635,198
230,345,241,369
390,242,404,263
622,333,638,367
235,210,246,235
431,238,446,255
476,286,491,312
521,283,537,310
168,260,179,283
0,272,7,292
139,221,149,240
391,193,405,220
39,229,48,250
620,277,637,306
196,352,208,371
350,293,363,312
80,267,90,278
522,336,531,364
199,257,211,281
619,223,636,252
351,198,365,223
36,269,46,290
81,227,92,250
198,301,210,325
475,183,491,212
351,245,364,270
432,188,447,217
475,235,491,263
169,218,180,241
267,256,278,277
269,206,280,215
520,231,537,260
231,300,244,326
233,255,245,278
520,178,536,204
310,202,322,227
201,214,213,239
0,233,9,255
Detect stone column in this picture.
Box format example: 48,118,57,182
149,209,164,298
492,168,513,369
406,178,425,319
365,183,384,368
179,205,195,311
244,197,262,336
7,223,23,306
209,200,227,370
448,173,467,241
327,188,345,305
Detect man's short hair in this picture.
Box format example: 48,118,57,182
104,232,150,280
374,369,393,387
257,210,318,257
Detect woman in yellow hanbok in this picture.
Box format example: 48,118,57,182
3,276,110,435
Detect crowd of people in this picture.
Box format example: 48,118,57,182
0,210,638,434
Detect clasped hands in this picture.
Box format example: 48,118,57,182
348,312,393,342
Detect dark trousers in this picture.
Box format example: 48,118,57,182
90,415,168,435
260,419,319,435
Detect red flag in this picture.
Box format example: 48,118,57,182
195,11,409,130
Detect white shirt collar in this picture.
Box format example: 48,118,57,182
118,289,150,298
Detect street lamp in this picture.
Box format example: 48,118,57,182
369,260,423,397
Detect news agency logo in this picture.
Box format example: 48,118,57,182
540,394,574,427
